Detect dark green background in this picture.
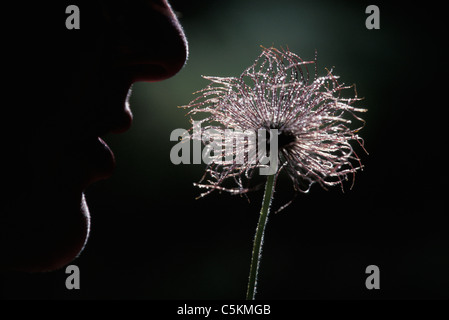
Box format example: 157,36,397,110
1,0,447,299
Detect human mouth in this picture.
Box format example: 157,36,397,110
76,136,116,190
79,86,133,189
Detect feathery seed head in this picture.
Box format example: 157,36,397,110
182,47,367,198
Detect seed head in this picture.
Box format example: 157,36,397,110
182,47,367,199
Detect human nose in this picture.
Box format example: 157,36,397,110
108,0,188,83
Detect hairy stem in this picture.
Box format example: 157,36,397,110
246,174,275,300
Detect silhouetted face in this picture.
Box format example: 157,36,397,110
1,0,188,272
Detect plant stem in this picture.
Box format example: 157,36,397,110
246,174,275,300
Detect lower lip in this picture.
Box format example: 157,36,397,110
80,137,116,188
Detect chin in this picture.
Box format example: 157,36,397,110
5,192,91,273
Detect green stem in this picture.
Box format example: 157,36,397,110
246,174,276,300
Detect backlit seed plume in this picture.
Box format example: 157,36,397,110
182,47,367,198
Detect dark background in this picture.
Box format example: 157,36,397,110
1,0,448,299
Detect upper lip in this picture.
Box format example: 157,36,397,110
92,109,133,137
86,52,185,137
96,73,134,136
